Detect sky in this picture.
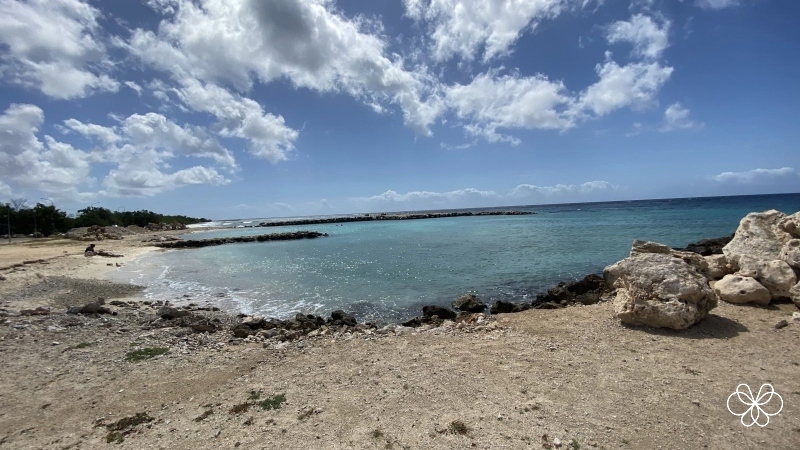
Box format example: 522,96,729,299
0,0,798,219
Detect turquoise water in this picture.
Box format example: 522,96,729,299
111,194,800,323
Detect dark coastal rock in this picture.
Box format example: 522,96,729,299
20,306,50,316
422,305,457,320
451,294,487,312
231,324,254,338
67,302,114,315
241,316,266,329
401,317,422,327
675,235,733,256
533,274,609,307
329,310,357,327
490,301,529,314
158,306,191,320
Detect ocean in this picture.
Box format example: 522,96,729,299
109,193,800,324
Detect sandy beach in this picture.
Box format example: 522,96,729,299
1,233,798,449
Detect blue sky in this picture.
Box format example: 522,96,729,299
1,0,798,219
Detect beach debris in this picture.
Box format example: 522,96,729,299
793,312,800,321
452,293,487,313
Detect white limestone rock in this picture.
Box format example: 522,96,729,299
723,210,793,268
704,254,733,280
790,282,800,308
604,253,717,330
778,212,800,239
630,240,711,279
757,260,797,299
779,239,800,269
712,274,771,306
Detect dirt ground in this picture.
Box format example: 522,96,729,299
1,237,798,449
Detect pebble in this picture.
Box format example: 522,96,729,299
774,319,788,329
691,399,700,406
553,438,562,448
793,312,800,321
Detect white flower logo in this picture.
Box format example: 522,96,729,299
727,383,783,427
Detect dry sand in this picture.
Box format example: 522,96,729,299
1,236,798,449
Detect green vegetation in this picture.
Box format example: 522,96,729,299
257,393,286,411
1,199,207,237
125,347,168,362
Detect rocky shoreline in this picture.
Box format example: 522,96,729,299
254,210,533,227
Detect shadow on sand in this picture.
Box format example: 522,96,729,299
624,314,749,340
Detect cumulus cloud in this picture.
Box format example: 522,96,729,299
356,188,500,203
712,167,798,184
446,71,575,142
125,0,443,137
0,0,118,99
509,180,618,196
0,103,235,200
660,102,702,131
353,182,617,208
695,0,740,10
0,103,95,200
576,58,673,116
606,14,670,60
403,0,567,62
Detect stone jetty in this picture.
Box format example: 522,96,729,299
154,231,327,248
256,210,533,227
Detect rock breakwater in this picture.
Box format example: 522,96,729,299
255,210,533,227
154,231,328,248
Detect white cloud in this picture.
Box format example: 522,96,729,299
446,71,575,142
0,103,95,200
172,78,298,163
103,164,228,197
403,0,567,62
695,0,739,10
0,103,235,200
660,102,702,131
576,57,673,116
62,119,121,144
124,0,443,136
0,180,11,199
120,113,237,168
712,167,798,184
0,0,118,99
509,180,618,196
123,81,143,95
606,14,670,60
354,188,500,203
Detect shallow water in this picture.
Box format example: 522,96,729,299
110,193,800,323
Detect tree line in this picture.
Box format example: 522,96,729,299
1,199,208,237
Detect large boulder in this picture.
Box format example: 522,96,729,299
713,274,771,305
631,240,711,279
779,239,800,269
723,210,793,268
452,294,487,313
604,253,717,330
757,260,797,299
